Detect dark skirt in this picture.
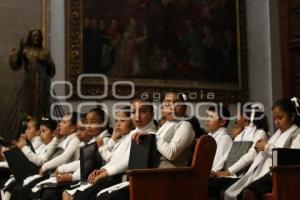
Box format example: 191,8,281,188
74,174,123,200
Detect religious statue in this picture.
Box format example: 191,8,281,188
0,29,56,140
9,29,56,118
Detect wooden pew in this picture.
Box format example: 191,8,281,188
126,135,216,200
263,165,300,200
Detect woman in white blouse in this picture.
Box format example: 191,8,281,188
224,97,300,200
209,103,269,199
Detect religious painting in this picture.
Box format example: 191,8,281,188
66,0,248,101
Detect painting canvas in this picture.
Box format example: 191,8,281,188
66,0,248,101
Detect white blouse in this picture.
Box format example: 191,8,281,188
209,127,232,168
101,121,156,176
224,125,300,200
212,125,267,176
41,133,80,172
156,120,195,168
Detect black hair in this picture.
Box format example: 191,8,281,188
239,103,269,133
117,106,131,118
88,106,110,130
117,106,134,127
80,113,87,123
208,104,231,127
272,98,300,127
69,112,79,126
40,119,57,131
131,96,154,113
29,118,41,131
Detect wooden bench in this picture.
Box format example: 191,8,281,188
262,165,300,200
126,135,216,200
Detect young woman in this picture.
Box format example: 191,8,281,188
224,97,300,200
209,103,269,199
63,98,156,200
100,92,196,200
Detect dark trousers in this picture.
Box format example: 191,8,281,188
97,186,129,200
42,188,64,200
245,173,272,198
74,174,123,200
208,177,239,199
10,175,50,200
0,167,11,189
41,182,78,200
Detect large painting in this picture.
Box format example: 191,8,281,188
66,0,248,101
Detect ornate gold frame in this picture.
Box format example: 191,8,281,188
65,0,248,102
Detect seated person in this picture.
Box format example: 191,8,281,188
0,118,42,188
229,122,244,140
100,92,196,200
6,113,80,200
40,112,110,200
209,103,268,199
63,97,157,200
1,118,57,200
206,104,232,169
224,97,300,200
40,112,81,174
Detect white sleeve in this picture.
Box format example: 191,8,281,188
228,130,267,175
0,161,9,168
72,168,81,181
102,137,111,146
98,138,117,162
212,146,231,172
157,121,195,161
57,160,80,173
43,137,60,159
41,137,80,172
101,136,132,176
213,134,232,168
21,146,47,166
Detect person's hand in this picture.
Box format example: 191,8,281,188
131,132,146,144
112,128,122,141
53,169,59,177
16,138,27,149
255,140,268,152
216,170,232,177
210,171,217,177
96,137,104,147
39,167,45,176
87,169,102,183
56,173,72,183
89,169,108,184
19,133,27,140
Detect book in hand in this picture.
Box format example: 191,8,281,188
272,148,300,167
128,134,157,169
224,141,253,169
80,142,102,183
4,147,39,180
